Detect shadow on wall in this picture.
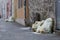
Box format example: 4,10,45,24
25,12,41,26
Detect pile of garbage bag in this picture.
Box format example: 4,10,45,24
5,16,14,22
32,18,54,33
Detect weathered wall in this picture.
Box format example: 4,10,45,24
14,0,25,26
1,0,8,18
27,0,55,26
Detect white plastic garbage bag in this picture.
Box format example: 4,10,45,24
8,16,14,22
32,20,44,32
36,18,53,33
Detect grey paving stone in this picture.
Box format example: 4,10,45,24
0,19,60,40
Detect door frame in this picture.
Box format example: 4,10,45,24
24,0,29,26
55,0,60,32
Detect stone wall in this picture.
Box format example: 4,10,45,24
26,0,56,26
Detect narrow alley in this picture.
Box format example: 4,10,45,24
0,19,59,40
0,0,60,40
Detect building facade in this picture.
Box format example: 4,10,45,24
25,0,55,27
14,0,25,25
13,0,56,27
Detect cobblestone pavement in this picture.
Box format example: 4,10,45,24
0,19,60,40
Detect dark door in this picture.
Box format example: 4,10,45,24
56,0,60,30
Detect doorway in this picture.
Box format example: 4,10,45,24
56,0,60,30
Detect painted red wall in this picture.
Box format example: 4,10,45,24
6,0,12,19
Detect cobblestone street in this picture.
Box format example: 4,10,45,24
0,19,59,40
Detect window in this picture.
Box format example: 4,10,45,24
18,0,22,8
